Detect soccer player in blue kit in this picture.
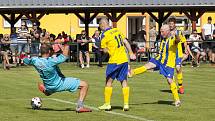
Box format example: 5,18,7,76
24,44,92,113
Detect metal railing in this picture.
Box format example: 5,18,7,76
1,40,215,65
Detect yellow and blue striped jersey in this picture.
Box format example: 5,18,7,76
101,28,128,64
156,36,178,68
175,29,186,58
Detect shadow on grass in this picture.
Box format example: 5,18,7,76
111,106,123,110
26,107,75,112
160,89,172,93
130,100,173,106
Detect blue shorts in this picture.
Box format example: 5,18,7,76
175,57,182,66
106,62,128,81
46,77,80,94
149,58,174,79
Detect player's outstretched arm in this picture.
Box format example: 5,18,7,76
62,44,69,57
123,39,136,60
23,57,33,65
49,44,69,65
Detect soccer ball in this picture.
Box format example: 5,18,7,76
31,97,42,109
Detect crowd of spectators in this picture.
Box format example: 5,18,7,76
1,16,215,70
0,21,108,70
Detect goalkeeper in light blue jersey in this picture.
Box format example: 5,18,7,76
24,44,92,113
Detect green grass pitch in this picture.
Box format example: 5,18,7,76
0,63,215,121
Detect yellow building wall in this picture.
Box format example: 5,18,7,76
117,14,127,37
40,13,98,38
0,12,215,38
0,17,11,34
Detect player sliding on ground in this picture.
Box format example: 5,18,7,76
23,44,92,113
98,18,136,111
129,24,181,107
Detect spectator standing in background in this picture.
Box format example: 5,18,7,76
77,30,91,68
137,25,147,42
10,28,18,64
202,17,215,62
183,22,191,39
17,21,30,65
92,30,103,67
30,22,42,56
149,25,157,57
149,25,157,49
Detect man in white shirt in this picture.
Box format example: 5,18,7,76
202,17,215,62
189,30,206,66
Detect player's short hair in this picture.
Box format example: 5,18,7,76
161,24,170,31
168,17,176,23
99,18,109,24
40,44,53,55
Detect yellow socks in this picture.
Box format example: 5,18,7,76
170,82,180,101
104,87,112,105
177,72,183,88
104,87,129,106
122,87,130,105
133,66,147,75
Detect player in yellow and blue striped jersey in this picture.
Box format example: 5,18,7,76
168,17,192,94
129,25,181,107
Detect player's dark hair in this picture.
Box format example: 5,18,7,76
40,44,53,55
168,17,176,24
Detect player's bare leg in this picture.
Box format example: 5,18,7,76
121,80,129,111
79,51,84,68
128,64,132,77
98,78,113,111
76,80,92,113
167,78,181,107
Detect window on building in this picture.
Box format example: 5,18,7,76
3,17,32,28
79,17,112,27
165,16,200,27
4,19,21,28
21,19,32,27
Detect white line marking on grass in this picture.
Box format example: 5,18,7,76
0,99,30,101
49,98,154,121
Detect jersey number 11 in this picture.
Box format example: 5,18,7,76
115,34,123,48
